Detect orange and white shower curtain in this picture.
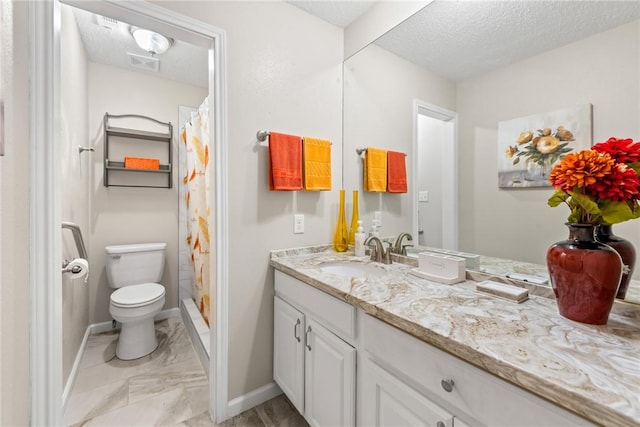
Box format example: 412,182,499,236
181,98,212,324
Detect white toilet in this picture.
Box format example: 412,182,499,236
105,242,167,360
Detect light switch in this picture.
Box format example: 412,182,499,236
294,214,304,234
419,191,429,202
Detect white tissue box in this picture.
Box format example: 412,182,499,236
414,252,466,284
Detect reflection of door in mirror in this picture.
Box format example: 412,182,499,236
414,102,457,250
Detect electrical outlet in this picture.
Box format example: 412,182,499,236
294,214,304,234
374,211,382,226
419,191,429,202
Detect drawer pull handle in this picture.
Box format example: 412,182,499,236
436,422,446,427
305,326,312,351
294,318,301,342
441,378,455,392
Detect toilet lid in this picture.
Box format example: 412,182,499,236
111,283,165,308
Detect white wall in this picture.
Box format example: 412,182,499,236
152,1,344,400
87,62,207,324
457,20,640,270
0,1,31,424
343,43,456,239
60,4,90,386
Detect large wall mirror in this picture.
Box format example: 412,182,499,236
343,1,640,303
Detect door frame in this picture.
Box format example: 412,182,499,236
29,1,229,424
412,99,458,250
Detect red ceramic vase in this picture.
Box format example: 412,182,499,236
546,223,622,325
596,224,636,300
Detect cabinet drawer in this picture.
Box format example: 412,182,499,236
275,270,357,341
362,313,595,427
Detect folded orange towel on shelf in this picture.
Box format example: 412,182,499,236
124,156,160,170
303,137,332,191
269,132,303,191
364,147,387,192
387,150,407,193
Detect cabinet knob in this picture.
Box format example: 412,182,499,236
441,379,455,392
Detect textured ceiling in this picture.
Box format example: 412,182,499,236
374,0,640,82
288,0,376,27
72,1,640,87
72,7,209,88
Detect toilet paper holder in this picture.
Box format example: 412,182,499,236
62,259,84,274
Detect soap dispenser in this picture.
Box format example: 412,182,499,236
355,220,366,257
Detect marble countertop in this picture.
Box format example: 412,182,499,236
270,246,640,427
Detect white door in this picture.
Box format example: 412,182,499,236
304,319,356,427
273,297,305,414
361,359,455,427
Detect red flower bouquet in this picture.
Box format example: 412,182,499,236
548,137,640,224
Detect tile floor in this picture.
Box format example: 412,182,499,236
65,316,308,426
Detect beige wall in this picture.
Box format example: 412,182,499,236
87,62,207,324
457,20,640,271
60,3,90,387
153,1,344,400
0,1,31,425
343,43,456,238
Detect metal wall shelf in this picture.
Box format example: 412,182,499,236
103,113,173,188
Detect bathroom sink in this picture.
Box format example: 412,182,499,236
319,261,383,278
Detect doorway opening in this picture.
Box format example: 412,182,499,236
412,100,458,250
30,1,228,425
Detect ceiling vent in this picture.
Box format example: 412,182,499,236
127,53,160,72
96,15,120,30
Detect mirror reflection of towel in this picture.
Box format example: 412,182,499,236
387,151,407,193
303,137,331,191
364,147,387,192
269,132,303,191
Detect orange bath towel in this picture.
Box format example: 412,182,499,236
364,147,387,192
303,137,332,191
387,150,407,193
124,156,160,170
269,132,303,191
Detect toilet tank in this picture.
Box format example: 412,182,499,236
105,242,167,288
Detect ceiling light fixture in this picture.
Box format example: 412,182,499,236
130,27,173,56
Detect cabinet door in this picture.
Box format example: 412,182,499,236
361,358,454,427
304,319,356,427
274,297,305,414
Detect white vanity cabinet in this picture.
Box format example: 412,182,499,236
360,358,455,427
273,269,597,427
274,271,356,427
361,313,595,427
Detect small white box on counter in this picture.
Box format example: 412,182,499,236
411,252,466,284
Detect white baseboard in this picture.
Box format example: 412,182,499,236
61,325,92,412
226,382,282,419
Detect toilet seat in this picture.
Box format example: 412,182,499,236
110,283,165,308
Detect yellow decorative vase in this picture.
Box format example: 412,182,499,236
348,190,359,245
333,190,349,252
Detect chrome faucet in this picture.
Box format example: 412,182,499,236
364,236,392,264
392,232,414,256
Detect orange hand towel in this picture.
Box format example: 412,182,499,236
364,147,387,192
387,151,407,193
269,132,303,191
303,137,332,191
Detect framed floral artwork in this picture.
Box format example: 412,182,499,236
497,104,592,188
